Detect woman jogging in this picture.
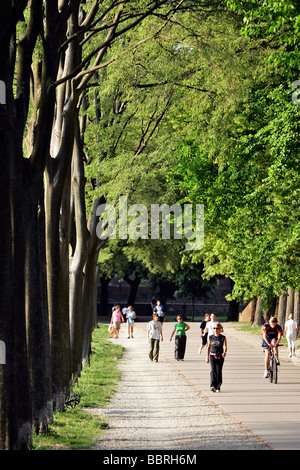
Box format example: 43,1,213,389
206,322,227,392
170,315,190,361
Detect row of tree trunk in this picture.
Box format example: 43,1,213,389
0,0,119,450
251,289,300,329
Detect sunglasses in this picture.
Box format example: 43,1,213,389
213,327,220,330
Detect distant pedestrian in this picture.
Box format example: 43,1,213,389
205,313,217,338
110,305,124,339
206,322,227,392
122,305,128,318
198,313,210,354
170,315,190,361
126,305,136,338
285,314,298,357
153,300,166,324
147,313,163,362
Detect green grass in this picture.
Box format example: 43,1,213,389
231,321,290,348
33,324,124,450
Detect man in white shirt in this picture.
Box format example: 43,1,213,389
205,313,217,338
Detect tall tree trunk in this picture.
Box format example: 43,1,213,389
294,291,300,336
24,178,52,433
285,287,294,322
124,275,141,307
277,289,287,328
253,297,264,326
250,299,256,324
69,112,90,379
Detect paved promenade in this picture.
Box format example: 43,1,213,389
98,319,300,451
159,321,300,450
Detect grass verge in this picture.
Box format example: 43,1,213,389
32,324,124,450
231,321,289,348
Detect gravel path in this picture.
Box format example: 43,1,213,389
91,323,271,450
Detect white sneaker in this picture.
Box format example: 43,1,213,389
289,353,292,357
264,370,269,378
198,347,202,355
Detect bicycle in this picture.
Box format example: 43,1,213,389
268,344,283,384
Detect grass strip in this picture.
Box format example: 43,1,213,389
232,321,290,348
33,324,124,450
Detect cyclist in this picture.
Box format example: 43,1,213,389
262,317,283,378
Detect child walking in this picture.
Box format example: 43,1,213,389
126,305,136,338
147,313,163,362
170,315,190,361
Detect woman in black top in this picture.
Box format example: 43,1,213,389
206,323,227,392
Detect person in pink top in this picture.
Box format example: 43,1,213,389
110,305,124,339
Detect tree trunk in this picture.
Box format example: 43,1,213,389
285,287,294,322
277,290,287,328
294,291,300,336
24,178,52,433
250,300,256,324
253,297,264,326
69,113,90,379
124,275,141,307
45,171,72,410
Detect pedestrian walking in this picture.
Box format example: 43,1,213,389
285,314,298,357
205,313,217,338
153,300,166,324
110,305,124,339
198,313,210,354
206,322,227,392
147,313,163,362
126,305,136,338
122,305,128,318
170,315,190,361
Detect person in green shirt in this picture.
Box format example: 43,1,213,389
170,315,190,361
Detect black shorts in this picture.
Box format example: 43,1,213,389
262,336,277,350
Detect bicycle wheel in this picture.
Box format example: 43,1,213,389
269,358,273,383
273,359,278,384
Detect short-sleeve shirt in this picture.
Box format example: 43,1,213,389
174,322,187,336
206,320,217,337
262,323,283,340
113,310,122,322
147,320,162,340
200,320,207,332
